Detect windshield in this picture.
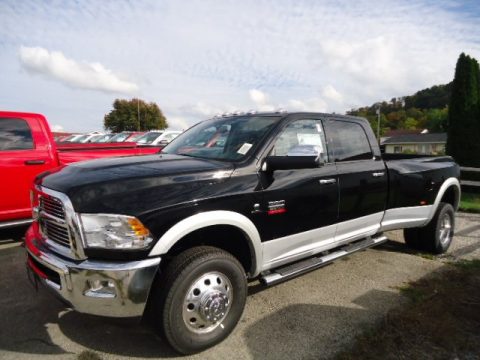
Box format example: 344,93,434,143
162,115,280,161
108,133,131,142
73,134,89,142
137,132,163,144
92,134,114,143
127,133,145,142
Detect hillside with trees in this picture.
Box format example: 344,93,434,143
348,52,480,166
347,83,451,136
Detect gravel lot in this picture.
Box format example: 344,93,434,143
1,212,479,360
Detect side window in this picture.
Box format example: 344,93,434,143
271,119,328,162
324,120,373,162
0,118,34,151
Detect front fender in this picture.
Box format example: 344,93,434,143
148,210,263,277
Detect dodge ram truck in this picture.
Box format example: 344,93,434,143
25,112,460,354
0,111,161,228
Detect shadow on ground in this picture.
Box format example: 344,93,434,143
244,289,403,360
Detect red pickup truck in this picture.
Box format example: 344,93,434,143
0,111,161,228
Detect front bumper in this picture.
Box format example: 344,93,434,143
25,224,161,318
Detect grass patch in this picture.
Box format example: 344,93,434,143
460,192,480,213
77,350,103,360
337,260,480,360
416,252,436,260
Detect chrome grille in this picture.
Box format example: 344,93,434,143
40,196,65,219
39,195,71,248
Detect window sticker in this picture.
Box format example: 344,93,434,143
237,142,253,155
316,123,323,133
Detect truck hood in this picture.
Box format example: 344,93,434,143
39,154,235,215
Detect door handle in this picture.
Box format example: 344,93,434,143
25,160,46,165
319,178,336,184
372,172,385,177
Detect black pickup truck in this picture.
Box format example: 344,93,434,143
25,112,460,354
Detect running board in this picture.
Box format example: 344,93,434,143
260,235,388,286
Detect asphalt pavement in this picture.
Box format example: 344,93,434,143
1,212,479,360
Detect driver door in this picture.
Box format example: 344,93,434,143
257,118,339,268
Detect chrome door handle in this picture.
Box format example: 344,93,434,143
372,172,385,177
319,178,336,184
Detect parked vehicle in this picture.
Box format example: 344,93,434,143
90,133,116,143
108,131,145,143
70,132,104,143
57,134,83,143
25,112,460,354
136,130,182,146
0,111,162,228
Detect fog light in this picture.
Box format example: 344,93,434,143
84,279,116,298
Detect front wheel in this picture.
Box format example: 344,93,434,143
148,246,247,354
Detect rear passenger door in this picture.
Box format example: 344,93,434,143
323,119,387,242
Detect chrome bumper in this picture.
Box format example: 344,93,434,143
25,228,161,318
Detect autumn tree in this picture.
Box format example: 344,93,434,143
104,98,168,132
446,53,480,166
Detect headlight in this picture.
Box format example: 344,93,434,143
80,214,153,250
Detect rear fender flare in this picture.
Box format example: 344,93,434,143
425,177,460,225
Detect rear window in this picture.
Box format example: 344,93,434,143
0,118,34,150
324,120,373,162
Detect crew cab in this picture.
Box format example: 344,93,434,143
25,112,460,354
0,111,162,228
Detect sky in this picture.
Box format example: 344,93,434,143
1,0,480,132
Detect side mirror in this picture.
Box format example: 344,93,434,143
159,139,169,146
263,156,321,171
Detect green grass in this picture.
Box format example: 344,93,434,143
77,351,103,360
459,192,480,213
336,260,480,360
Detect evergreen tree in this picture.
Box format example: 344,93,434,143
446,53,480,166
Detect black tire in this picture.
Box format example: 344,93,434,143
403,228,424,250
147,246,247,355
420,202,455,254
403,202,455,254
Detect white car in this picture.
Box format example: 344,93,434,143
136,130,182,146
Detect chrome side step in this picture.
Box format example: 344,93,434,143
260,235,388,286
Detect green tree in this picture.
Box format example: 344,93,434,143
404,117,419,130
446,53,480,166
104,98,168,132
425,108,448,132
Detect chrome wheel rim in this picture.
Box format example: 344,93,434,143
439,212,452,245
182,271,233,334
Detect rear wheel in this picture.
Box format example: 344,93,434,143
403,202,455,254
421,202,455,254
148,246,247,354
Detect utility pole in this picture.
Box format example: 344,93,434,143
137,98,140,131
376,106,381,143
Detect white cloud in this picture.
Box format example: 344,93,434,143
322,85,343,103
287,98,327,112
50,124,64,132
249,89,275,111
1,1,480,132
19,46,139,94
